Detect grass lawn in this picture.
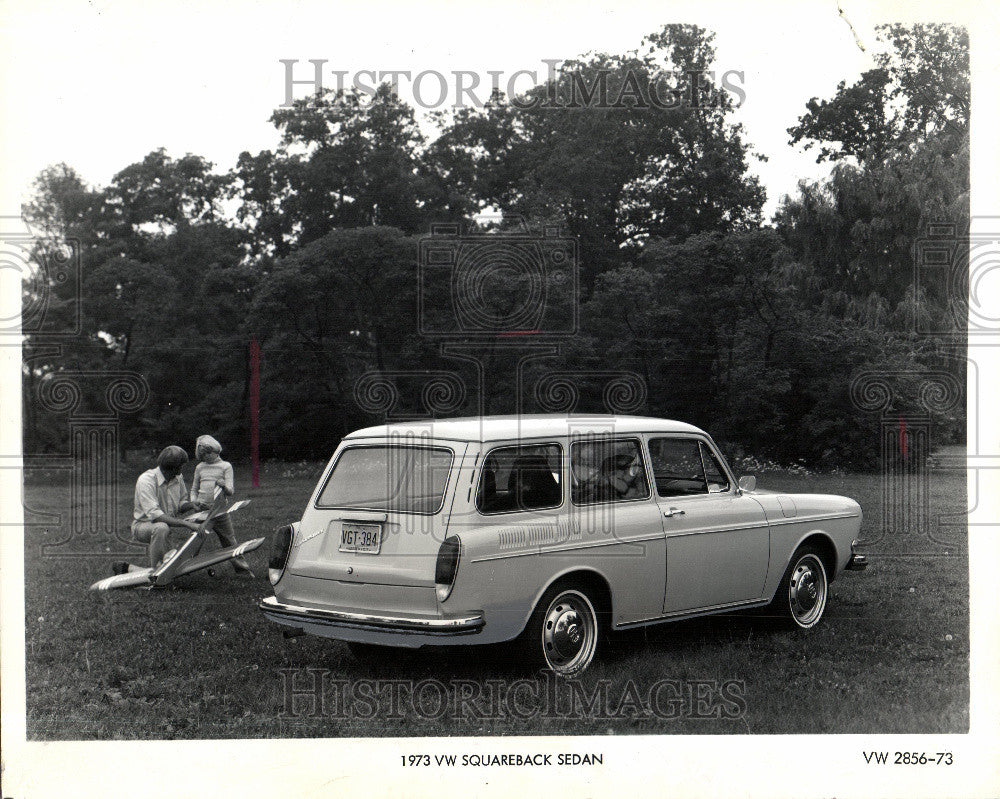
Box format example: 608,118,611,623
22,454,968,739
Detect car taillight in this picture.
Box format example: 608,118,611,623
434,535,461,602
268,523,296,585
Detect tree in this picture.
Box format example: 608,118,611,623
229,149,296,258
778,23,969,461
788,68,896,164
568,230,793,446
23,163,106,247
267,83,433,244
783,23,969,321
788,24,969,166
877,23,969,150
20,23,968,469
249,226,431,455
105,148,232,231
425,24,764,288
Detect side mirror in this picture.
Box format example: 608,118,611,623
737,475,757,493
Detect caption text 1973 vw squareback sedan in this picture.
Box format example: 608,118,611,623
260,415,867,675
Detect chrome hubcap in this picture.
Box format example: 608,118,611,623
788,554,827,626
542,591,597,674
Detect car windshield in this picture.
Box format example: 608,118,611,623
316,445,454,513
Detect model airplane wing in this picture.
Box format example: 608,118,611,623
183,498,250,523
90,568,154,592
218,499,250,515
152,496,253,585
176,536,266,576
151,491,228,585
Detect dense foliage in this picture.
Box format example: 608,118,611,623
22,24,967,468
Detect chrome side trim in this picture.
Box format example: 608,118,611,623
259,595,484,636
765,512,860,527
470,512,859,563
664,521,770,538
470,533,664,563
617,598,770,629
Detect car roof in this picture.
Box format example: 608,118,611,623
344,414,708,443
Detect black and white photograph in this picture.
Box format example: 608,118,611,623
1,1,997,797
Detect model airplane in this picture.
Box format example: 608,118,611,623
90,491,265,591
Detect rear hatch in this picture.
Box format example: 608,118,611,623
287,441,467,590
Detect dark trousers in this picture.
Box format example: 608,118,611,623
208,512,237,548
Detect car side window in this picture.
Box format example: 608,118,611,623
477,444,562,514
571,438,649,504
648,437,708,497
700,442,731,493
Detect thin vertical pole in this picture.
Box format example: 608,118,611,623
250,337,260,488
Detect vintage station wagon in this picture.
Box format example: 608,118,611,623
260,415,867,674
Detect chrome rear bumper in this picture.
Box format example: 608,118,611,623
259,595,485,636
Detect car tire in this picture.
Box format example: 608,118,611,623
770,545,829,629
521,582,603,676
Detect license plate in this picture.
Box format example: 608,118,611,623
339,522,382,554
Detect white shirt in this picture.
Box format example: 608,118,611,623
133,467,187,523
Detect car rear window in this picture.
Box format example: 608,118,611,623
316,445,454,513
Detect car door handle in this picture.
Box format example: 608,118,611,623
663,507,685,518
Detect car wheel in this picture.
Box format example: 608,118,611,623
523,583,602,676
773,546,829,629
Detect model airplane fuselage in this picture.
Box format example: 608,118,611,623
90,497,264,591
